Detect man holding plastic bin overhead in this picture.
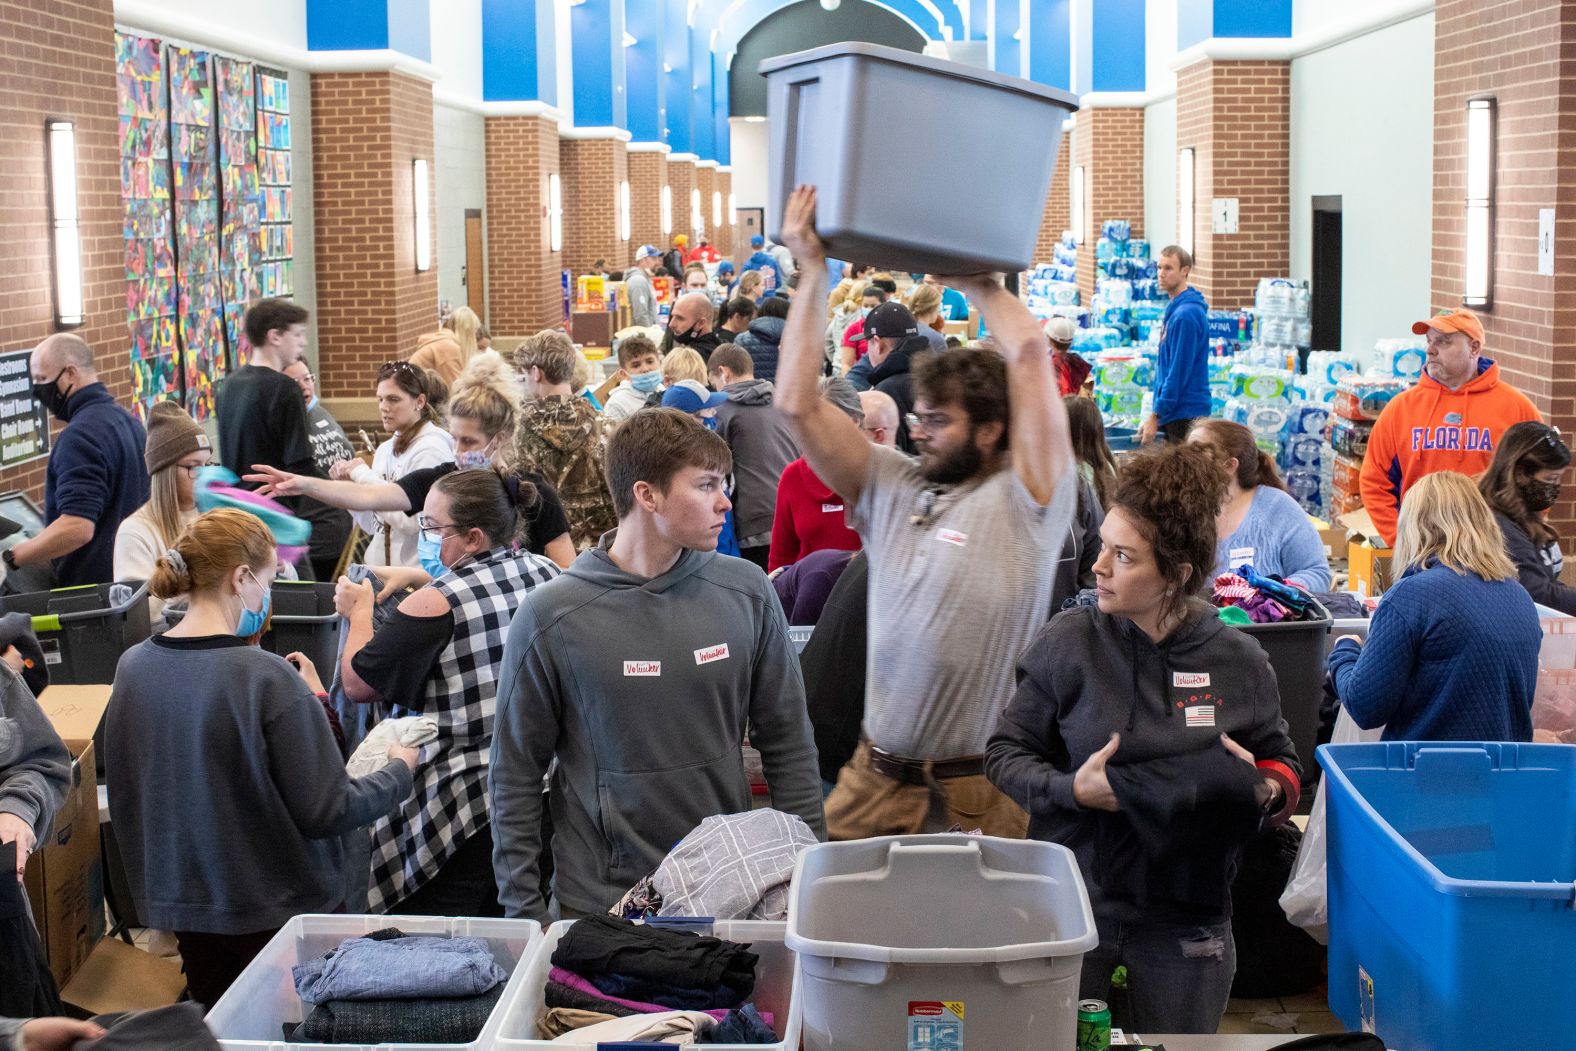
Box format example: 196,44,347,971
775,185,1076,840
1139,246,1211,446
1358,307,1540,547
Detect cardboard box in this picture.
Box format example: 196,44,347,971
23,685,112,987
59,937,186,1016
1340,508,1395,598
1310,515,1347,563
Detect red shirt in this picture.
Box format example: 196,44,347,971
768,459,863,571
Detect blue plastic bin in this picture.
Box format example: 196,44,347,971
1318,742,1576,1050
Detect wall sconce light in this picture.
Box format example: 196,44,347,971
1178,147,1195,258
47,119,84,327
728,192,736,225
619,180,631,241
548,172,563,253
661,185,672,234
1464,96,1495,309
1070,164,1086,246
712,190,722,228
412,158,431,272
691,187,703,236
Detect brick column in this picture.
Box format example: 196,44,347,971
1073,108,1145,304
0,0,126,500
1433,0,1576,538
666,154,698,248
715,168,734,259
1175,59,1290,311
1033,145,1072,266
485,115,562,336
695,162,718,251
559,135,628,278
627,146,667,252
311,71,438,398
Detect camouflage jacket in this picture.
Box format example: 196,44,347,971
515,395,617,550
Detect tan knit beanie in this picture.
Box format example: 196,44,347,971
144,400,210,474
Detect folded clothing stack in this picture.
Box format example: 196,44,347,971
541,915,778,1044
285,927,508,1044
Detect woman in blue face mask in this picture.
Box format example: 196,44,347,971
102,508,421,1008
333,468,561,916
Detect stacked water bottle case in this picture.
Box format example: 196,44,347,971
1023,230,1081,322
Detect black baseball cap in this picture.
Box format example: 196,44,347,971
866,302,919,339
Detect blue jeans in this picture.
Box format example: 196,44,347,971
1079,915,1236,1035
292,934,506,1004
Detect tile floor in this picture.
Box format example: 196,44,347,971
1219,987,1344,1035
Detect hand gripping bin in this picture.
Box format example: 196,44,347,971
206,914,541,1050
784,836,1097,1051
1319,742,1576,1050
760,44,1080,276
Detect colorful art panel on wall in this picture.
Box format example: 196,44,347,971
255,68,294,299
115,31,180,423
216,55,261,368
168,46,223,420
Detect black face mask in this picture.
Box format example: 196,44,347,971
1521,479,1562,514
31,368,71,422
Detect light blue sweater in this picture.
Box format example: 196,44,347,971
1214,484,1332,591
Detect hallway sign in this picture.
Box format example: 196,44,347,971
0,350,50,469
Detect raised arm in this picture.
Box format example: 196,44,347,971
774,187,872,506
945,275,1071,505
244,464,412,513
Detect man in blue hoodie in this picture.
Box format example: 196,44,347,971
1140,246,1211,446
743,235,786,301
489,408,824,921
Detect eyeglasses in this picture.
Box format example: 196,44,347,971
175,462,208,478
904,411,953,435
416,515,463,543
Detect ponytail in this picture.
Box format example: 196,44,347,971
434,466,539,548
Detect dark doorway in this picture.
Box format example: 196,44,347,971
737,207,765,250
1311,195,1342,354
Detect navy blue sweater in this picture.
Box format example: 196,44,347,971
1155,286,1211,424
1327,562,1540,741
45,384,148,586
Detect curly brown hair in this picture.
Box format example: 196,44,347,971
1109,443,1228,623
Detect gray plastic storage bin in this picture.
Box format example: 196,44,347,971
760,43,1079,275
0,580,151,683
166,580,339,674
493,918,801,1049
206,913,541,1050
785,835,1097,1051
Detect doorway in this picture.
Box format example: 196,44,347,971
464,209,486,320
1311,195,1342,354
738,207,765,250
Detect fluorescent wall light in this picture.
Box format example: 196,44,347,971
619,180,631,241
548,172,563,253
661,185,672,234
1070,164,1086,246
47,119,83,328
412,158,431,272
691,187,703,236
712,190,722,227
728,193,736,225
1178,147,1195,258
742,115,767,123
1464,96,1495,309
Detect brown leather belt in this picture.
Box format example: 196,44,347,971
868,743,985,786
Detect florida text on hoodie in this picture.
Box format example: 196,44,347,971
986,604,1300,924
1358,357,1540,546
488,539,825,920
1154,287,1211,426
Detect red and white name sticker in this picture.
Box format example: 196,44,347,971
694,643,730,666
936,529,969,547
1173,672,1211,688
1185,705,1216,728
623,661,661,677
822,503,844,513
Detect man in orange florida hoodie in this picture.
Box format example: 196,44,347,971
1359,308,1541,546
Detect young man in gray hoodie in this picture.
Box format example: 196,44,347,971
707,344,800,570
490,409,824,922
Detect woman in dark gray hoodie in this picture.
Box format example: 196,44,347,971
986,444,1300,1036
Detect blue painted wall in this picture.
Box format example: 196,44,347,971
992,0,1022,76
1178,0,1291,50
1176,0,1213,51
1028,0,1071,90
663,0,692,153
482,0,557,104
691,21,716,161
712,53,730,166
625,0,665,140
1091,0,1145,92
969,0,989,40
386,0,431,61
570,0,627,128
307,0,390,52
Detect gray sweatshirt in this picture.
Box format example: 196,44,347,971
625,267,656,327
106,636,412,933
713,379,799,543
0,666,70,847
490,537,825,920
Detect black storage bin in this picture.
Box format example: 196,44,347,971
1234,597,1332,792
0,581,151,684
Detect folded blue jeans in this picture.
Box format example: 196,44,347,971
292,934,506,1004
